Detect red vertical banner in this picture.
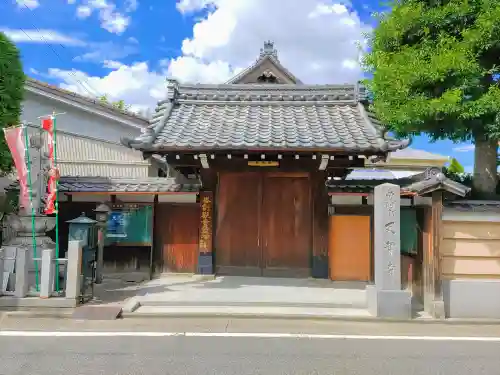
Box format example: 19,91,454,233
41,116,59,214
3,126,29,209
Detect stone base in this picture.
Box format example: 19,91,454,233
443,279,500,319
367,285,412,319
197,253,213,275
432,300,445,320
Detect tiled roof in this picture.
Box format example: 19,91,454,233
346,169,421,180
7,177,200,193
123,80,410,153
327,167,470,197
389,148,449,161
403,173,470,197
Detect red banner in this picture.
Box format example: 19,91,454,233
41,117,59,214
3,126,29,209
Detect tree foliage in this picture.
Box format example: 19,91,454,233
0,32,25,173
99,94,130,111
363,0,500,197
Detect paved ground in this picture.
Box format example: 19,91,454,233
3,317,500,374
1,333,499,374
4,316,500,337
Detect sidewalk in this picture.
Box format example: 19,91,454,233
3,274,500,324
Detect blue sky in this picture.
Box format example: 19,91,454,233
2,0,476,171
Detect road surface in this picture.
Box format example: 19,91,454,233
1,316,500,375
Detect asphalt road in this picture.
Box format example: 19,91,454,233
1,335,500,375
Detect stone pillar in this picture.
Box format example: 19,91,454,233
197,191,214,275
40,248,54,298
65,240,82,301
14,246,29,298
367,183,412,319
95,227,105,284
0,248,4,295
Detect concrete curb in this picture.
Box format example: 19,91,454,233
4,305,500,325
118,304,500,325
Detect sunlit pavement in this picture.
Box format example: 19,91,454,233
1,316,500,374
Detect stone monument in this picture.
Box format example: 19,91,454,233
367,183,412,319
3,128,56,289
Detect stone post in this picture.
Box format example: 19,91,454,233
367,183,412,319
14,246,29,298
65,240,82,301
0,248,4,295
95,227,105,284
40,248,54,298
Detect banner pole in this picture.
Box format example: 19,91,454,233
52,113,60,292
23,125,39,292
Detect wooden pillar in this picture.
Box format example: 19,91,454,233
311,172,329,278
431,191,445,318
422,206,433,314
197,191,214,274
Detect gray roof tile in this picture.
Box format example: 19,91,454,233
7,177,200,193
327,167,470,197
123,81,410,153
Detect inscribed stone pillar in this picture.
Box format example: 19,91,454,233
367,183,412,319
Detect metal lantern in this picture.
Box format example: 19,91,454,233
94,203,111,225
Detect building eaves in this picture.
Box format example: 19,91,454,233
25,78,149,129
403,173,470,197
7,176,200,193
327,167,470,197
122,80,410,154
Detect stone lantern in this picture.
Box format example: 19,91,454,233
93,203,110,284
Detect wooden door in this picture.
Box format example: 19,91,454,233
216,173,261,276
328,215,371,281
261,173,311,278
158,205,200,273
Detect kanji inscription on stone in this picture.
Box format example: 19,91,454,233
374,183,401,290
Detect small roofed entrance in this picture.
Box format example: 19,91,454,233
216,172,311,278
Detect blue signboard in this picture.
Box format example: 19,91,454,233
105,205,152,246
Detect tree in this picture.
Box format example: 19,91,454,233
363,0,500,198
0,32,25,173
99,94,130,111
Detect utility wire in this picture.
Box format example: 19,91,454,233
20,3,104,99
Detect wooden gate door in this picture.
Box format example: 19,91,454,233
159,205,200,273
328,215,371,281
216,173,261,276
261,173,311,278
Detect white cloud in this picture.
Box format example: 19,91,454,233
76,5,93,18
73,41,139,62
47,62,168,114
127,36,139,44
70,0,138,34
1,28,85,46
15,0,39,9
46,0,372,116
453,144,475,152
103,60,124,69
173,0,370,84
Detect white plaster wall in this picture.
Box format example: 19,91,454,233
21,92,141,144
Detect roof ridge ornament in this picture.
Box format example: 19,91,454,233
260,40,278,60
166,78,179,100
